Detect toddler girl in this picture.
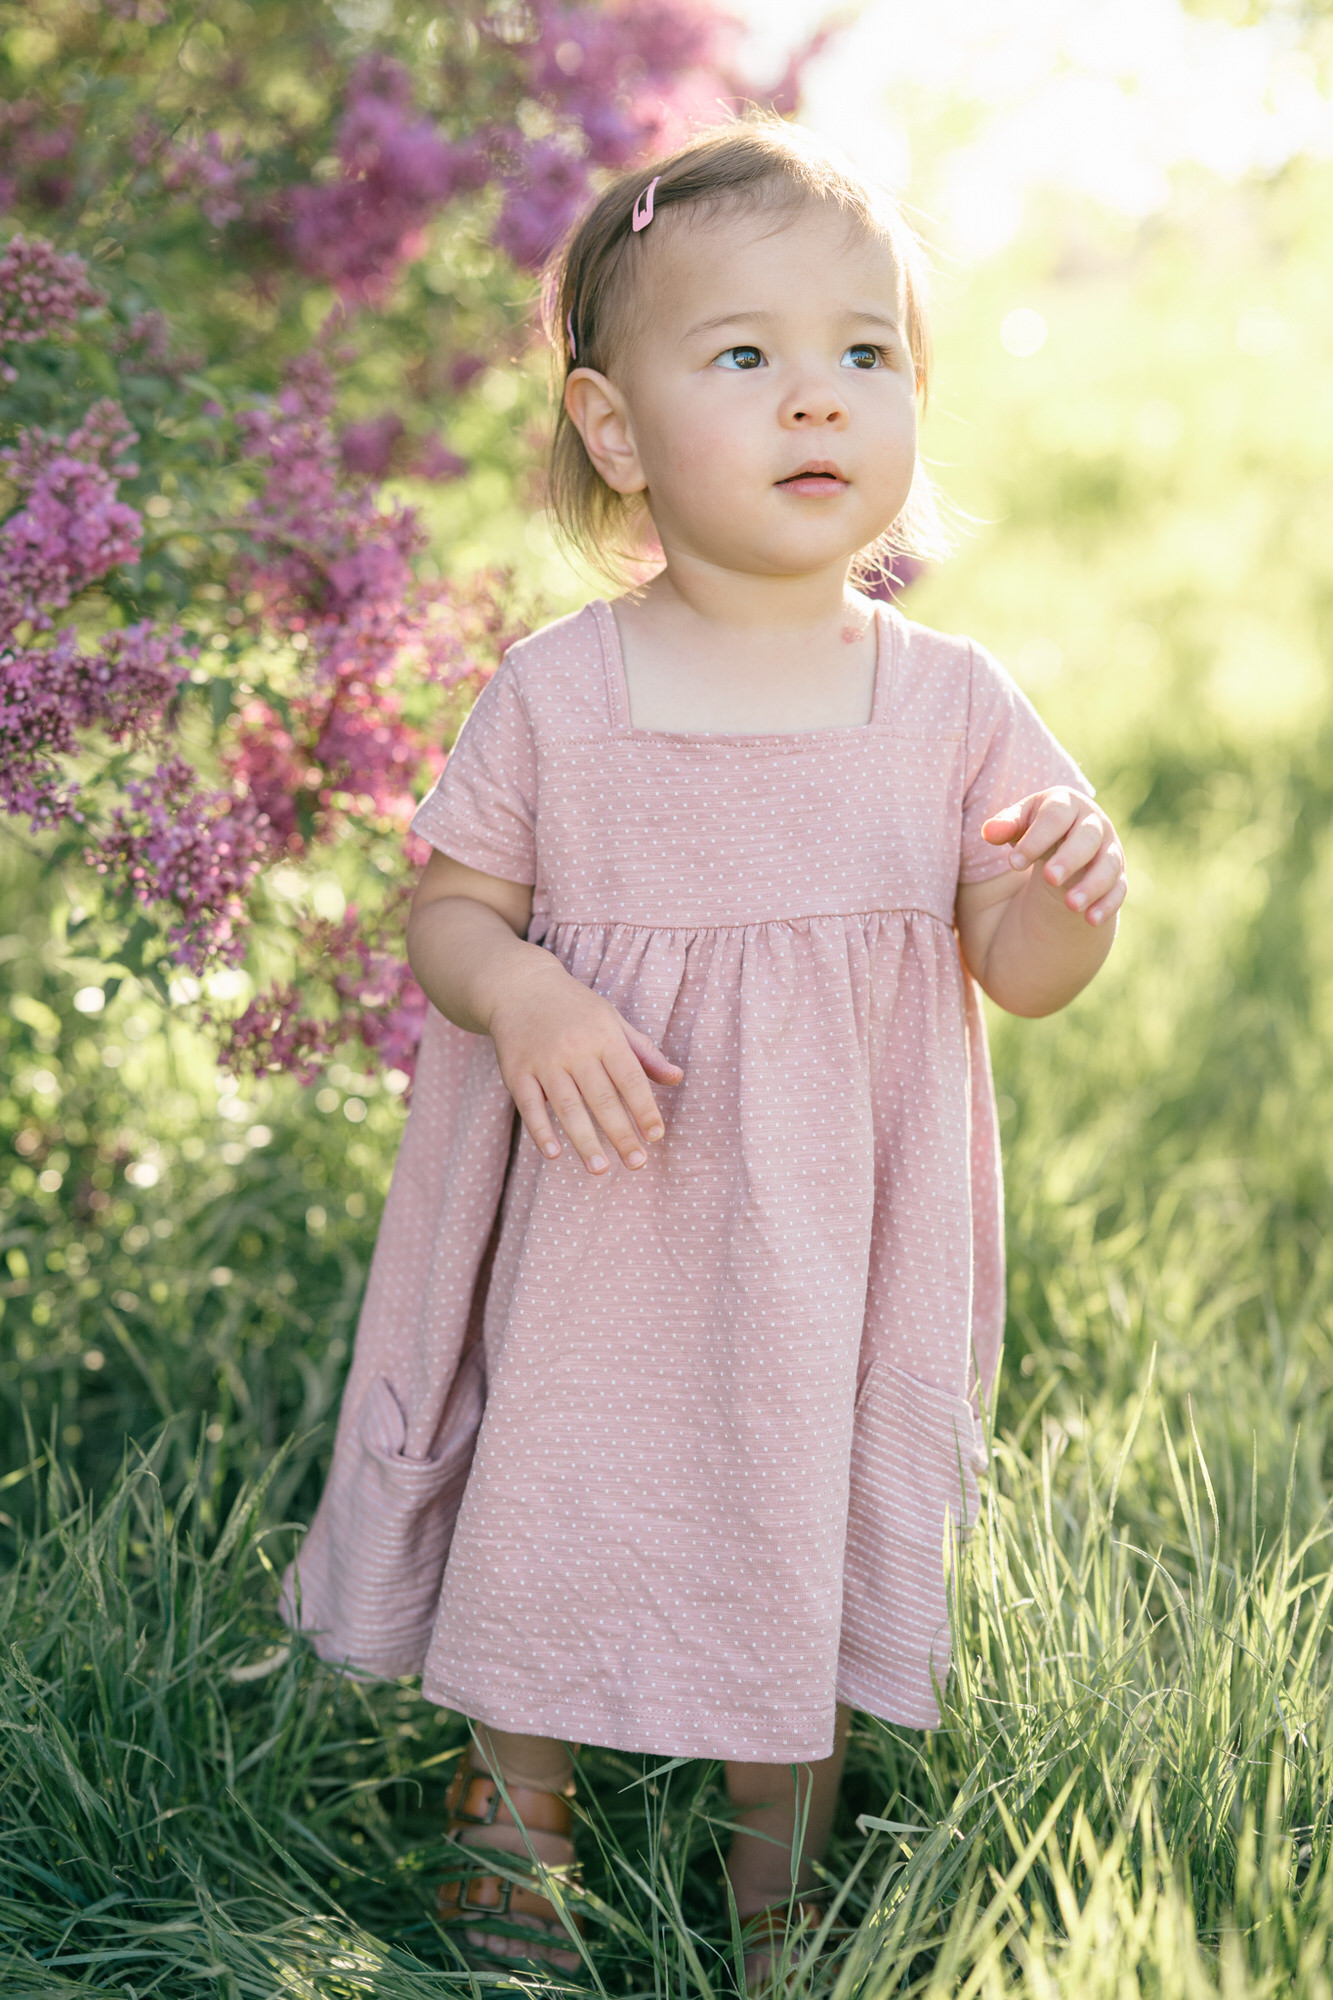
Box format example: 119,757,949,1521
282,118,1126,1970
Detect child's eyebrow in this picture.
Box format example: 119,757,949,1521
683,305,904,340
684,308,779,338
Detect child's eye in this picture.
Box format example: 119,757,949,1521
714,345,766,371
841,343,888,370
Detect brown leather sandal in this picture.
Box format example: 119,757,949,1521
437,1763,585,1956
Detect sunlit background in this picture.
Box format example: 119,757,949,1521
744,0,1331,253
8,2,1333,1989
688,0,1333,757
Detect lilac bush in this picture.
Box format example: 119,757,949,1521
0,0,799,1084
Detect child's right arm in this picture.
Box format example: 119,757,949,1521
406,851,681,1175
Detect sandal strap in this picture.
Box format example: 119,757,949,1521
443,1762,575,1837
438,1869,583,1933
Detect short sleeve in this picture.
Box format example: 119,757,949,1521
409,655,537,884
959,643,1094,883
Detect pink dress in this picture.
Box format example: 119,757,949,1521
282,599,1088,1761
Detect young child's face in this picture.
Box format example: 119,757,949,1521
604,201,919,582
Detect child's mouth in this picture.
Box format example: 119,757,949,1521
776,462,848,495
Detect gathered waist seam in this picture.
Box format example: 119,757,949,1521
534,906,955,939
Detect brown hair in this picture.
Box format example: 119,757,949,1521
543,114,947,584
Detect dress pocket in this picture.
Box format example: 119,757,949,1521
850,1362,985,1541
838,1364,987,1725
282,1347,485,1679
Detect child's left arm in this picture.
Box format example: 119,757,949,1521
954,787,1127,1017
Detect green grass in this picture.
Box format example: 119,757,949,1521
6,158,1333,1996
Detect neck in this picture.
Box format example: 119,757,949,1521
641,545,857,636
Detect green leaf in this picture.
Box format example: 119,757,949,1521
210,676,236,732
112,916,156,977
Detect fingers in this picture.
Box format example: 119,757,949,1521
505,1031,678,1176
1063,844,1128,925
491,965,681,1177
1081,868,1127,927
1001,790,1082,871
980,800,1031,846
1042,804,1104,885
543,1071,619,1175
983,789,1128,926
603,1042,669,1146
509,1075,564,1162
1043,809,1126,924
622,1021,684,1085
570,1056,653,1170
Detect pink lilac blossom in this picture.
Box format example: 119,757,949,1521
339,412,405,478
224,348,484,901
523,0,735,168
290,55,488,302
449,354,487,394
411,433,467,481
210,983,336,1083
0,108,80,219
338,415,465,487
2,397,139,491
221,699,309,853
0,235,103,376
160,130,254,228
492,139,593,272
214,348,534,1078
112,309,204,378
334,940,429,1076
238,347,482,698
219,902,428,1085
91,754,274,972
283,5,751,304
0,452,142,638
314,682,421,826
0,623,187,827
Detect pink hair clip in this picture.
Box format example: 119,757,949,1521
566,309,577,360
631,175,660,233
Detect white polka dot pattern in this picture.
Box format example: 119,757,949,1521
280,600,1090,1758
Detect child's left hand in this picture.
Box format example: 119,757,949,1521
982,787,1127,926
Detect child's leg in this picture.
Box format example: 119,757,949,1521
465,1723,575,1857
449,1726,579,1967
724,1704,852,1917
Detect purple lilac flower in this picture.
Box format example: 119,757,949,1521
290,55,488,302
493,140,593,271
0,453,143,639
160,130,254,227
0,235,103,375
0,624,187,827
213,983,335,1083
339,412,405,478
411,433,468,482
91,754,274,973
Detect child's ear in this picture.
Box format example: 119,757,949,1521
564,368,645,495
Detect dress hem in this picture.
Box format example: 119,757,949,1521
420,1677,946,1760
420,1676,840,1764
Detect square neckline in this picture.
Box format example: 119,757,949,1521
593,597,895,743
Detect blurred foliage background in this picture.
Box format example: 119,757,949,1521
6,0,1333,1994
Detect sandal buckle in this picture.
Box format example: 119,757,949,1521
445,1767,505,1828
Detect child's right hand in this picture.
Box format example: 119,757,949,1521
489,956,683,1175
405,851,681,1175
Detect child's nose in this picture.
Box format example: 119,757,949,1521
781,377,847,426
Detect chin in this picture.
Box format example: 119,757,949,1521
748,540,868,577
